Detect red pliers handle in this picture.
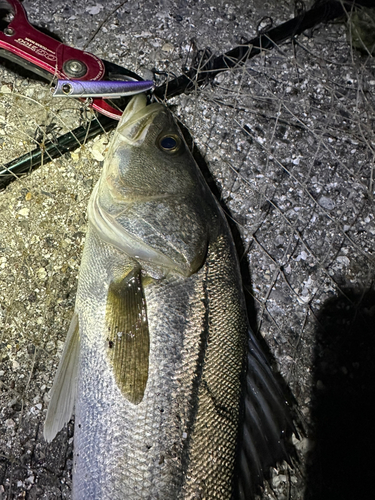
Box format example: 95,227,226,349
0,0,152,119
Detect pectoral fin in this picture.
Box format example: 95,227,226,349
105,266,149,404
44,313,80,442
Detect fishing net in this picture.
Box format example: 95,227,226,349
1,0,374,498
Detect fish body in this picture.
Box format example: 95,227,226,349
44,95,295,499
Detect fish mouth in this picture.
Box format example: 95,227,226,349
116,94,163,144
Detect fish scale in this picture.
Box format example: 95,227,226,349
74,228,186,498
44,94,296,499
181,233,247,499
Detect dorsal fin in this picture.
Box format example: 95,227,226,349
236,329,297,499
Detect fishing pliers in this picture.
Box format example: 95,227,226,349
1,0,366,190
0,0,153,119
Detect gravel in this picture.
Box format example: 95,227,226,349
1,1,374,499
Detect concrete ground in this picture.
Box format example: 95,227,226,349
1,0,374,498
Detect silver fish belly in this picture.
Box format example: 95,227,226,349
44,94,295,499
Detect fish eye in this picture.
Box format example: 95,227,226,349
158,134,181,153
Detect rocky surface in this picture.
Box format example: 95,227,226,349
1,1,374,499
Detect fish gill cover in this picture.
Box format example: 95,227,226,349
0,0,374,499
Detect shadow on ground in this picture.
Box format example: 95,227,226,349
305,286,375,500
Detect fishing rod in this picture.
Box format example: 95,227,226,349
0,0,370,190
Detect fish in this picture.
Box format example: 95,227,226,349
44,93,296,499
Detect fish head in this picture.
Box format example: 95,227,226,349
108,94,201,199
89,94,219,278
